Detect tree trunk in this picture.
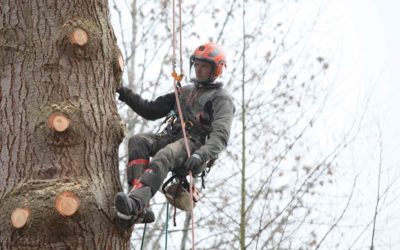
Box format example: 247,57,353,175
0,1,129,249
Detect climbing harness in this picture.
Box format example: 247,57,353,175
159,110,195,137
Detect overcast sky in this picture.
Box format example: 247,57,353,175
339,0,399,145
313,0,400,159
320,0,400,247
344,0,399,181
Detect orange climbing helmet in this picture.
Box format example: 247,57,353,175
190,42,227,83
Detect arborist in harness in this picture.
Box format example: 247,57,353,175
114,42,235,229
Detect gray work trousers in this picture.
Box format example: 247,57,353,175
127,132,202,200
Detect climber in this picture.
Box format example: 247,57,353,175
114,42,235,229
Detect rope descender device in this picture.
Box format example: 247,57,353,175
171,70,184,95
171,71,184,82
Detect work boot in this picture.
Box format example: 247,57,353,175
115,186,154,229
115,192,140,230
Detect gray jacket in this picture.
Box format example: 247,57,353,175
117,83,235,162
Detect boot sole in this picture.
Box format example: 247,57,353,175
114,192,135,230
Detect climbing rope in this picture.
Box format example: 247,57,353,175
171,0,196,249
165,202,170,249
140,223,147,250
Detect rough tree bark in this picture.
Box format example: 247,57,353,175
0,1,130,249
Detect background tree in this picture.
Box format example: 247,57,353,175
0,1,130,249
109,0,357,249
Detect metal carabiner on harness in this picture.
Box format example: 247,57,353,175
158,110,178,133
184,120,193,131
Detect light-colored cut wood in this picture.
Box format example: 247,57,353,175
70,28,88,46
55,192,80,216
118,55,124,72
48,113,70,132
11,208,30,229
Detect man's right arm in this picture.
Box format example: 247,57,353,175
117,87,175,120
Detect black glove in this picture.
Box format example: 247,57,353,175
116,86,131,102
184,154,206,176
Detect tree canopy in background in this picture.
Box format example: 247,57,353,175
111,0,396,249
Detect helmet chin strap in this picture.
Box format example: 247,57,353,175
190,78,223,89
190,78,213,85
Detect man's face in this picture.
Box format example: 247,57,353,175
194,60,213,82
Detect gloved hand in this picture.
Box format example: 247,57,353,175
184,154,206,176
116,86,131,102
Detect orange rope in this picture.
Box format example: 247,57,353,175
178,0,183,74
171,0,196,249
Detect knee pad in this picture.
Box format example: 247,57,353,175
127,159,149,187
